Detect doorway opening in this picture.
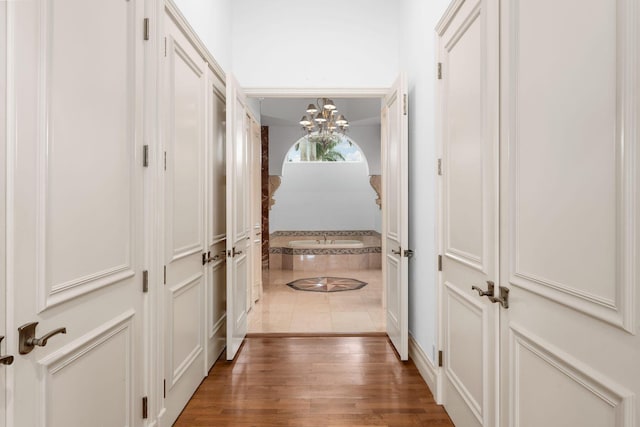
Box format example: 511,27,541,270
247,96,385,334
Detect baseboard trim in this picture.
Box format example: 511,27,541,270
409,335,441,404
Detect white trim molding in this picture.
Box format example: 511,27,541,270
508,323,634,427
409,334,442,404
242,87,388,98
164,0,225,82
435,0,467,35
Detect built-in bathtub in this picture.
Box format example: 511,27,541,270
269,231,381,271
288,239,364,249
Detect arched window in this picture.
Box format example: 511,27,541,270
285,134,365,163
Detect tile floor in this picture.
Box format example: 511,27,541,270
247,268,384,333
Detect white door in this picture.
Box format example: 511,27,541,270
226,75,250,360
499,1,639,425
382,74,410,360
250,118,263,308
437,0,499,425
161,12,207,425
0,2,8,424
8,0,145,425
204,68,227,370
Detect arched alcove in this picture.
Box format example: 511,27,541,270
270,135,381,232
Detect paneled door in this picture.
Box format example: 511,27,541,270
162,12,207,425
438,0,499,427
499,1,639,425
437,0,499,425
226,75,250,360
382,74,410,360
250,117,263,309
0,2,8,424
204,67,227,370
8,0,145,425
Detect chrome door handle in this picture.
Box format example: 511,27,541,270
18,322,67,354
488,286,510,309
391,247,402,255
0,336,14,365
232,247,243,257
472,281,495,297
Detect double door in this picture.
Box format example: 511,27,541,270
439,0,640,426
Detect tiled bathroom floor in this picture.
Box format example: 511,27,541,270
247,268,384,333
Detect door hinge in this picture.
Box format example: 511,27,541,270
163,379,167,398
437,62,443,80
143,18,150,41
164,151,167,171
143,145,149,167
402,93,408,116
403,249,414,258
163,265,166,285
142,270,149,293
438,255,443,271
438,350,443,367
142,396,148,419
437,158,443,176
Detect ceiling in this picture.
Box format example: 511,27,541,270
257,97,382,127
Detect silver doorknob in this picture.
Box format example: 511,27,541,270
0,336,14,365
18,322,67,355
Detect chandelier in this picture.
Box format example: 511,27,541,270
299,98,349,141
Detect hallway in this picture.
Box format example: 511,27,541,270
174,336,454,426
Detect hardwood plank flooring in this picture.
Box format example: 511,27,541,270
174,336,454,426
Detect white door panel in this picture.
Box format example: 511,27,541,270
226,75,250,360
499,0,639,425
205,69,227,369
162,12,206,425
0,2,7,425
250,118,262,309
9,0,145,425
383,74,409,360
438,0,499,425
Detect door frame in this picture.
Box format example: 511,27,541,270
242,86,392,339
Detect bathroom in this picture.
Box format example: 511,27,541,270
247,97,384,333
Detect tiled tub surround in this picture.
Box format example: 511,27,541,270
269,231,382,271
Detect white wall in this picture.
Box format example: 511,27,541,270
172,0,232,71
270,162,380,232
231,0,401,88
401,0,451,363
268,125,381,176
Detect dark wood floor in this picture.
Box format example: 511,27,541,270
174,336,454,426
